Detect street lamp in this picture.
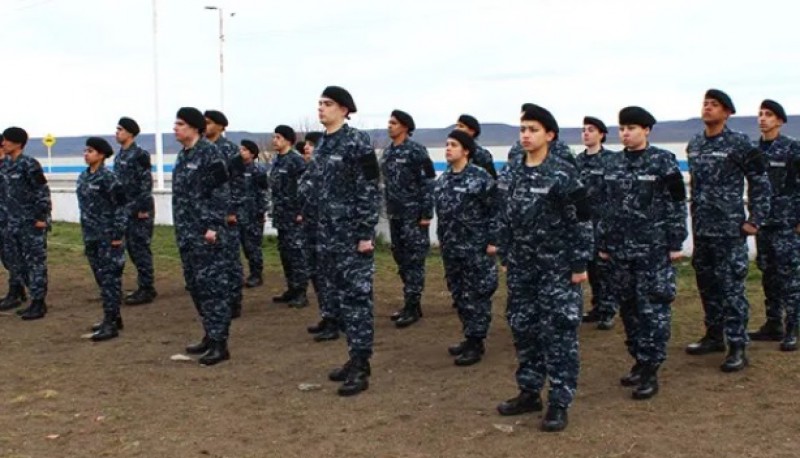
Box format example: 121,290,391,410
152,0,165,190
205,6,235,111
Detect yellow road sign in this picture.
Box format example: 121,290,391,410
42,134,56,148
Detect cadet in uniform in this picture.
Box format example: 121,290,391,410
455,114,497,178
435,129,498,366
685,89,771,372
78,137,127,341
303,132,323,163
239,140,270,288
0,133,27,311
494,105,591,432
380,109,436,328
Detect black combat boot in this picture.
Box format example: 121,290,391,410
597,315,615,331
780,323,799,352
0,285,25,311
720,343,748,372
313,319,340,342
244,274,263,288
328,357,373,382
186,335,211,355
748,319,784,342
497,390,543,416
685,326,726,355
541,405,569,432
272,290,292,303
91,315,123,332
307,318,330,334
390,306,406,322
448,339,468,356
632,365,660,400
620,361,644,387
199,339,230,366
288,288,308,309
337,357,371,397
125,287,157,306
395,299,422,329
90,314,120,342
19,299,47,320
454,338,485,366
582,308,601,323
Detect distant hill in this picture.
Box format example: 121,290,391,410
17,116,800,158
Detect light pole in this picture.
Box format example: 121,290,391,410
205,6,234,111
152,0,165,190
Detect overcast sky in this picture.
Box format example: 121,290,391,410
1,0,798,137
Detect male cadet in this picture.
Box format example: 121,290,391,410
0,133,27,311
204,110,244,318
1,127,51,320
502,103,576,177
304,86,380,396
303,132,323,163
114,117,157,305
455,114,497,178
435,130,498,366
577,116,616,329
269,125,309,307
173,107,233,365
598,107,687,400
494,105,591,432
685,89,771,372
239,140,270,288
78,137,127,341
748,100,800,351
380,109,436,328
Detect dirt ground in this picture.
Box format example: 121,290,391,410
1,231,799,458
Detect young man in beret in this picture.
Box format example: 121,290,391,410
0,133,27,311
114,117,157,306
598,107,687,399
494,104,590,432
79,137,127,341
381,109,436,328
577,116,616,329
685,89,772,372
173,107,234,365
204,110,244,318
302,86,380,396
238,140,270,289
269,125,309,307
455,114,497,179
0,127,51,320
436,129,498,367
748,100,800,350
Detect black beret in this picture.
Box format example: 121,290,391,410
761,99,787,123
391,109,416,133
521,104,560,139
176,107,206,133
521,103,535,112
705,89,736,114
274,125,296,144
240,139,259,156
447,129,476,156
304,131,323,146
321,86,357,114
86,136,114,157
118,117,140,136
2,127,28,147
457,114,481,139
294,141,306,152
618,106,657,129
583,116,608,134
204,110,228,127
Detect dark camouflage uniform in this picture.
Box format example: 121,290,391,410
435,164,498,341
5,154,50,301
688,127,771,344
214,137,244,311
502,139,577,178
497,154,592,409
380,138,436,306
304,125,380,359
239,160,269,278
114,142,154,291
299,160,325,308
0,156,20,289
471,144,497,179
576,148,616,319
173,138,232,342
269,149,309,292
77,165,127,319
598,146,688,366
754,135,800,328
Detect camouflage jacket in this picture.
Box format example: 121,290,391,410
114,142,154,217
757,134,800,229
471,144,497,179
269,149,306,229
5,154,51,230
214,136,244,218
77,164,127,242
240,161,270,224
380,138,436,220
576,147,614,222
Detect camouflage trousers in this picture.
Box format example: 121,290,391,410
389,218,430,303
5,226,47,301
586,256,616,318
317,248,375,358
506,265,581,409
608,256,675,366
227,223,243,310
692,236,750,344
756,228,800,326
179,241,232,341
0,223,24,291
239,218,264,277
442,252,497,339
124,216,154,290
277,224,308,291
304,225,327,315
85,240,125,318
